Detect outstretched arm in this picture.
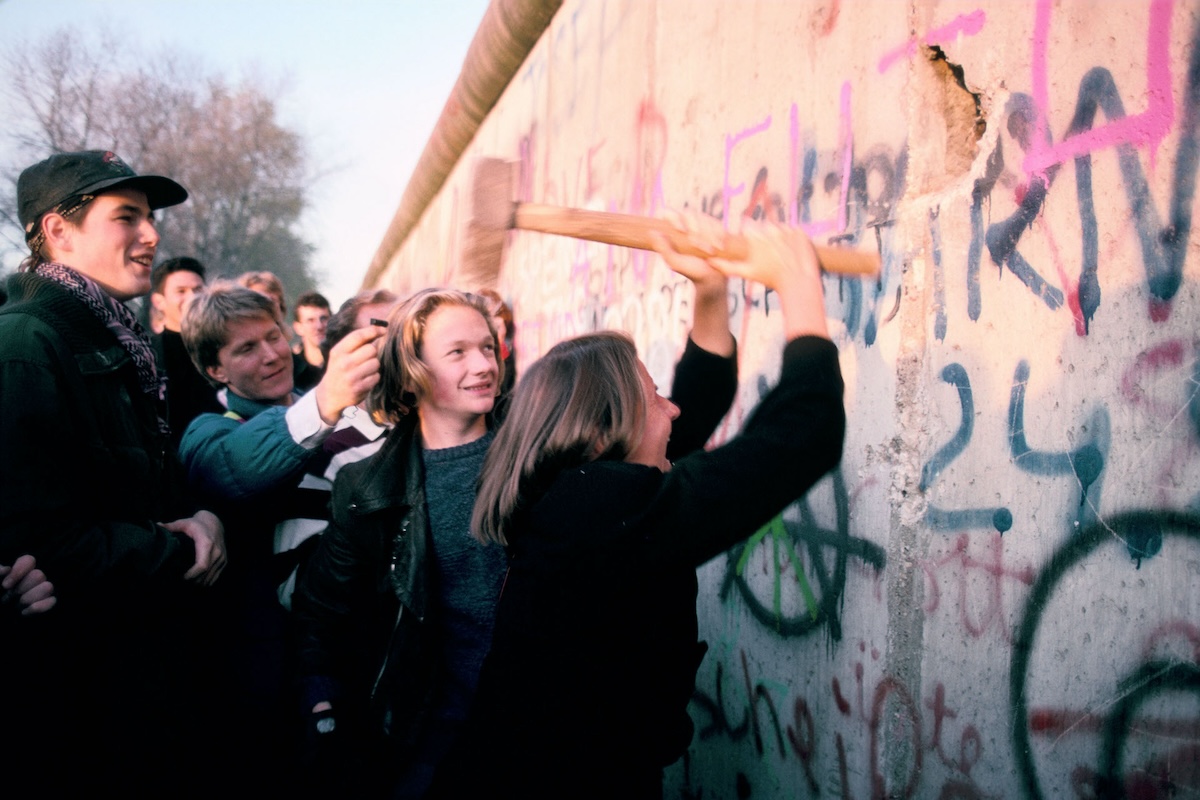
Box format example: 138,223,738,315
643,219,843,568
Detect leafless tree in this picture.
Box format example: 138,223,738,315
1,26,317,301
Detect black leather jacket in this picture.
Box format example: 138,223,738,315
293,412,443,747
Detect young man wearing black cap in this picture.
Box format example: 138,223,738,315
0,150,227,794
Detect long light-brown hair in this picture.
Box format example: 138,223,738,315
366,288,502,424
472,331,647,546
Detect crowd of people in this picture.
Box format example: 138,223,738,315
0,150,844,798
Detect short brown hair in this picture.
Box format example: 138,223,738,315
471,331,646,546
293,291,330,321
151,257,206,294
475,288,513,334
323,288,398,359
366,288,502,424
182,280,283,385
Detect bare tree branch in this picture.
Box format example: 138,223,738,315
1,26,317,293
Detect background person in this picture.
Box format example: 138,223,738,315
429,216,845,798
237,268,289,319
150,256,223,443
475,288,515,395
292,290,332,391
476,288,516,420
322,287,399,356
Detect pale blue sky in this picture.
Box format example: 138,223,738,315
0,0,491,304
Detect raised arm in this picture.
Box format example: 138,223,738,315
643,219,844,568
312,325,384,425
649,212,739,459
707,218,829,341
650,211,735,358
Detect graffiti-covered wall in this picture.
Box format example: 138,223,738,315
375,1,1200,796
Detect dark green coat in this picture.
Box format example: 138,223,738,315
0,271,195,593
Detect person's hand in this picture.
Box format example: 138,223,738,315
162,510,227,586
649,210,729,298
0,555,56,615
303,700,345,773
314,326,384,425
707,218,819,292
707,219,828,341
650,210,736,356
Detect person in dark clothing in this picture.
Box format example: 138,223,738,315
293,290,331,391
429,217,845,799
0,149,226,796
150,256,223,444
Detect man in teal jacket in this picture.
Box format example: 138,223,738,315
176,281,381,793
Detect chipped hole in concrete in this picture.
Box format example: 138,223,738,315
924,44,986,176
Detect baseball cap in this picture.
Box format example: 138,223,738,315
17,150,188,236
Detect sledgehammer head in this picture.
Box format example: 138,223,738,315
462,157,518,288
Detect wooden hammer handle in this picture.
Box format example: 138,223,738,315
513,203,880,276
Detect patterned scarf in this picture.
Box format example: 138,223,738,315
35,261,170,435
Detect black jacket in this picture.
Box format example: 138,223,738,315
153,328,223,447
292,337,738,767
431,335,844,799
0,271,195,592
0,270,208,792
293,411,441,750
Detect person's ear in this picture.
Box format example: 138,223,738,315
205,364,228,385
41,213,72,256
150,293,167,313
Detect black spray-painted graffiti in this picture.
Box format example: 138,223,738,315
922,358,1114,535
718,467,886,642
1010,510,1200,800
959,19,1200,337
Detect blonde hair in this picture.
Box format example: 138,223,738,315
366,288,502,424
236,270,286,315
472,331,647,546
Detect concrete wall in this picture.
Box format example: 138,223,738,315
374,1,1200,796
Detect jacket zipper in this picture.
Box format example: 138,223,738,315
370,600,405,733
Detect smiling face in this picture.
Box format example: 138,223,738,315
205,314,295,404
415,304,498,434
46,188,159,301
152,269,205,332
625,360,680,472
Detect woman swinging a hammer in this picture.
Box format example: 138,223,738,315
429,214,846,798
